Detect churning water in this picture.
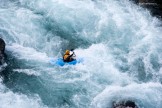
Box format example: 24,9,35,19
0,0,162,108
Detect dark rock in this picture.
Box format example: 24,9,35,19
0,38,6,65
140,3,162,19
0,38,5,54
130,0,162,19
113,100,138,108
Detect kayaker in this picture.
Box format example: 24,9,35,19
63,49,76,62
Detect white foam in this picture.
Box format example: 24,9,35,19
75,44,134,85
0,78,47,108
13,69,40,76
0,63,7,72
91,82,162,108
0,0,162,107
6,44,49,62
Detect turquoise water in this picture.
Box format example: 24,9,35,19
0,0,162,108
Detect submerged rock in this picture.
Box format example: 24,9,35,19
113,100,138,108
0,38,6,65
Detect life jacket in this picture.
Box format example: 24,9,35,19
63,54,70,62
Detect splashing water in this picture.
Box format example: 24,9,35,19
0,0,162,108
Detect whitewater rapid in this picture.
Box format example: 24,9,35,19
0,0,162,108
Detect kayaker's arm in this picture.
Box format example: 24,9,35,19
69,53,74,57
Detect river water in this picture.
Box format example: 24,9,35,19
0,0,162,108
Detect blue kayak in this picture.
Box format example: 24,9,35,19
50,58,83,66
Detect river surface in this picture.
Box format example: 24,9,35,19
0,0,162,108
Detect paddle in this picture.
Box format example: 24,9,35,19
70,49,76,57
